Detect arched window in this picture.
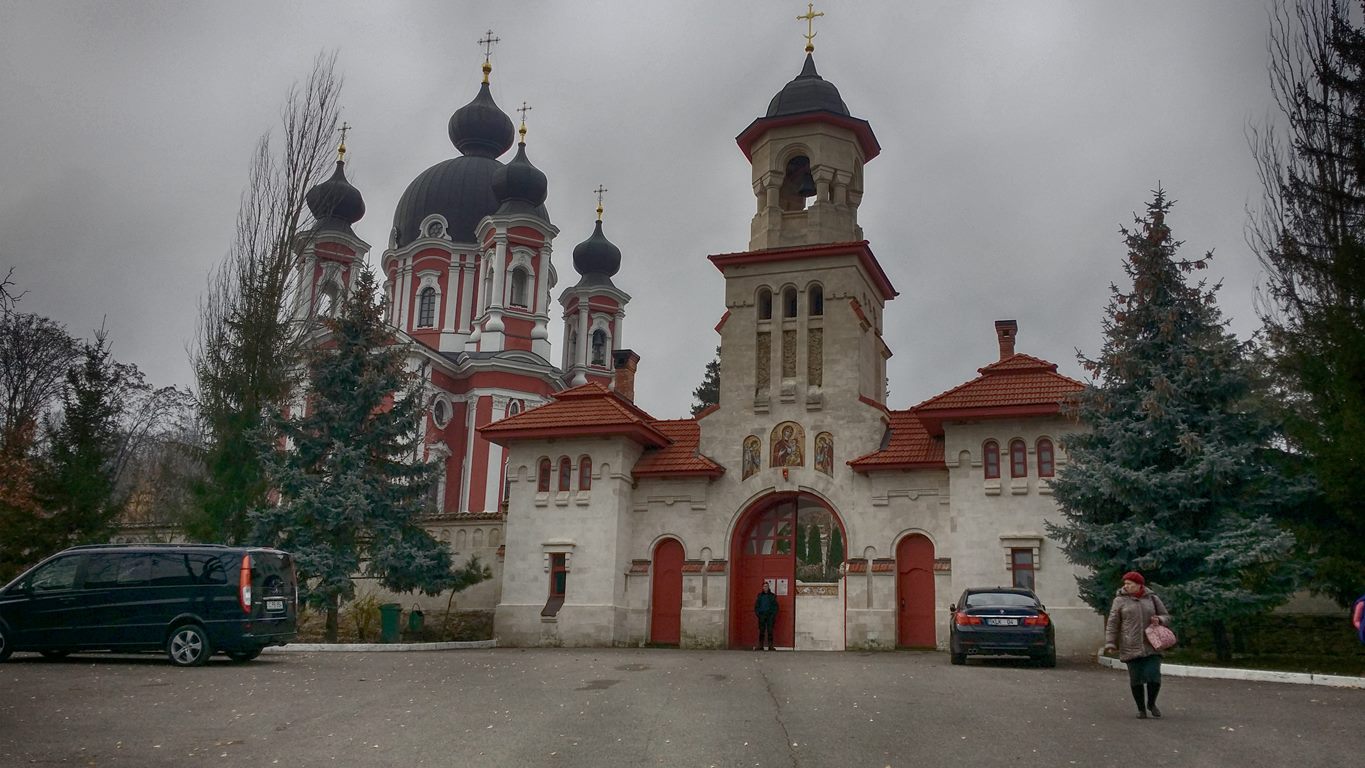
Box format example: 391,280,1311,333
578,456,592,491
1010,439,1028,478
417,287,437,328
808,285,824,316
508,400,521,416
537,458,551,493
1036,438,1055,477
983,440,1000,479
783,287,798,318
509,267,529,308
757,288,773,320
558,457,572,491
591,329,608,366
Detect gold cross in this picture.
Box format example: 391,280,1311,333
798,2,824,53
337,121,351,161
594,185,608,220
517,102,532,142
478,29,500,82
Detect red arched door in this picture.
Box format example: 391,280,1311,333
650,538,684,645
896,534,936,647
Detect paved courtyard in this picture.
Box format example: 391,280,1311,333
1,648,1361,767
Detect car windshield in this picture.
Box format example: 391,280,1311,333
964,592,1037,609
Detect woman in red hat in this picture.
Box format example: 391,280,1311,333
1104,571,1172,719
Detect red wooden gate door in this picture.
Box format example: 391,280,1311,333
730,500,797,649
650,538,684,645
896,534,936,647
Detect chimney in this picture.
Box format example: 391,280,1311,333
994,320,1018,360
612,349,640,402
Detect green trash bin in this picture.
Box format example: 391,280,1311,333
379,603,402,643
407,605,425,636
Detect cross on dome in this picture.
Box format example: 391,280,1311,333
478,29,500,82
798,2,824,53
594,184,608,220
517,101,532,141
337,120,351,162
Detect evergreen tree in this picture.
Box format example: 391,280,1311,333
827,526,844,577
37,331,130,550
1249,0,1365,604
1047,191,1301,661
251,267,486,641
690,347,720,415
795,520,808,565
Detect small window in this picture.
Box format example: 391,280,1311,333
783,287,798,318
578,457,592,491
29,556,82,591
1036,438,1055,478
1011,549,1036,590
417,287,437,328
1010,440,1028,478
510,267,529,308
550,553,567,597
558,457,572,492
758,289,773,321
508,400,521,416
808,285,823,316
537,458,552,493
591,330,608,366
432,400,448,427
983,441,1000,480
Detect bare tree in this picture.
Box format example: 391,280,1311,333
0,310,79,452
0,266,24,313
189,52,344,543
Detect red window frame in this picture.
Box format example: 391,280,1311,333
1036,438,1055,478
983,440,1000,479
537,458,551,493
1010,439,1028,478
1011,548,1035,590
550,553,567,597
578,457,592,491
558,457,572,492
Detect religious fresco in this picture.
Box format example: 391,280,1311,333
770,421,805,467
795,502,843,583
814,432,833,475
742,436,761,479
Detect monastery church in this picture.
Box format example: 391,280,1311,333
293,25,1100,654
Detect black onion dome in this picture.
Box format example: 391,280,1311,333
492,142,549,216
572,220,621,283
765,54,849,117
449,82,515,158
306,160,366,231
392,155,500,246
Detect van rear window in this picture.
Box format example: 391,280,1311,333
150,553,228,586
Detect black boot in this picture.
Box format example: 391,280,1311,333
1131,685,1147,718
1147,683,1162,718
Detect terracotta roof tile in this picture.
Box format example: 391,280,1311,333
914,353,1083,413
848,410,945,471
633,419,725,478
480,382,670,447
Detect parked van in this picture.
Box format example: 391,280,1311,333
0,544,297,666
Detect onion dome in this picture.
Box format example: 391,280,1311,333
391,80,519,248
306,159,366,234
572,219,621,287
492,128,549,217
765,54,849,118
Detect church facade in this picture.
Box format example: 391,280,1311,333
296,39,1103,654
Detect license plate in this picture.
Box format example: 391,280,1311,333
986,618,1017,626
265,598,285,612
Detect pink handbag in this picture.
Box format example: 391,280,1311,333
1145,623,1177,651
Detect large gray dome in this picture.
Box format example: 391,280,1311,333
765,54,849,118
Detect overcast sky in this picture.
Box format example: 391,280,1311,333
0,1,1281,419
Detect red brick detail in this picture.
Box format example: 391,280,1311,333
704,560,727,573
708,241,897,302
681,560,705,574
849,297,871,331
871,559,896,573
714,310,731,333
629,560,651,575
933,557,952,573
845,559,868,574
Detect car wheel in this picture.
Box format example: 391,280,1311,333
39,650,71,660
227,649,261,662
167,624,213,667
0,626,11,663
1039,646,1057,668
950,652,966,665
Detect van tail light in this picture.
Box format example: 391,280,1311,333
1024,612,1050,627
238,554,252,613
954,613,982,626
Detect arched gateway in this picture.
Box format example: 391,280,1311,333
729,493,846,650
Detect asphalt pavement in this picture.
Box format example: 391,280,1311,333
1,648,1361,767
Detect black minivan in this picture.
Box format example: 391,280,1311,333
0,544,297,666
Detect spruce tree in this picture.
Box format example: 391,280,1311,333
1047,191,1301,661
690,347,720,415
251,267,486,641
827,526,844,579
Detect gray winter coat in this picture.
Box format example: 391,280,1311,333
1105,589,1171,662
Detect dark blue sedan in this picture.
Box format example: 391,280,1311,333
949,587,1056,667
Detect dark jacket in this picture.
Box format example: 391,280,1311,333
754,590,778,617
1105,588,1171,662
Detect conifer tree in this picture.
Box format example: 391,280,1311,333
827,526,844,579
251,267,486,641
1047,191,1301,661
690,347,720,415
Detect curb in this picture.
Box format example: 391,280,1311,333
1096,653,1365,689
264,639,496,653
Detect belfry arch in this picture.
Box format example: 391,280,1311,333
729,491,847,650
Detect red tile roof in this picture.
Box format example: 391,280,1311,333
848,409,945,472
479,382,670,448
633,419,725,478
